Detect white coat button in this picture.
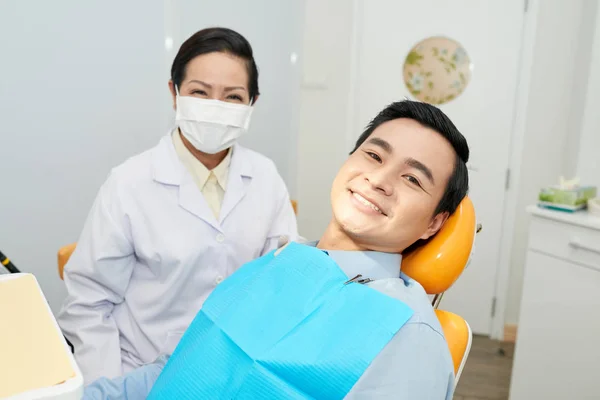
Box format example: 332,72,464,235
215,275,224,284
216,233,225,243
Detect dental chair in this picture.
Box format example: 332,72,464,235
402,196,478,386
56,197,478,386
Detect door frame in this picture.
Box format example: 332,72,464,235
343,0,540,340
490,0,540,340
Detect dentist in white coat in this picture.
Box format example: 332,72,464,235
58,27,298,384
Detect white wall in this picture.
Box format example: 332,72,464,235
0,0,303,313
296,0,357,239
0,0,167,314
577,3,600,188
505,0,599,325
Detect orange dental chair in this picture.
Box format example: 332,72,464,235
402,196,478,385
57,197,478,385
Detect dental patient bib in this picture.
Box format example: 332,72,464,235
148,243,414,399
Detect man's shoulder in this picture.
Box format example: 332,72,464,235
349,277,454,399
370,274,445,337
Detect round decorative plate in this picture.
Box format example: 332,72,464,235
403,36,472,105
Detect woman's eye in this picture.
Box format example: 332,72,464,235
191,90,207,96
365,151,382,163
227,94,243,101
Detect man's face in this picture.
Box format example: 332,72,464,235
330,118,456,253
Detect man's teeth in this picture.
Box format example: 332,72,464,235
352,192,383,214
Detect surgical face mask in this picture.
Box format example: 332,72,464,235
174,87,253,154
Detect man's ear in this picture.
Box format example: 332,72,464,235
420,212,449,240
168,80,177,110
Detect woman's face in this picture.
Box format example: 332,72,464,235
169,51,251,107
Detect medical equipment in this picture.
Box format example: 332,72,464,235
0,274,83,400
344,273,373,285
0,251,76,356
0,250,21,274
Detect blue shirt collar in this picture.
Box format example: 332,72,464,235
305,241,402,280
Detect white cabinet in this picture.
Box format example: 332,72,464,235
509,206,600,400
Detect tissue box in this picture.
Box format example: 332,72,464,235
538,186,597,212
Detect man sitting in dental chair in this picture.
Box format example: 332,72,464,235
83,99,469,400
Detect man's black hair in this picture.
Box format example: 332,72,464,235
351,100,469,216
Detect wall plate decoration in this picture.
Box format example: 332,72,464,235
403,36,473,105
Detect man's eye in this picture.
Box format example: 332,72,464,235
365,151,382,163
404,175,422,187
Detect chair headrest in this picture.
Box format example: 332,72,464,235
401,196,476,295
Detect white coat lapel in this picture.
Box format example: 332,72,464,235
178,176,221,231
219,145,253,223
151,132,221,231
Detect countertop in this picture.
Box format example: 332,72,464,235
527,205,600,231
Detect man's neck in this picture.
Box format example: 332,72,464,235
316,220,368,251
178,129,228,170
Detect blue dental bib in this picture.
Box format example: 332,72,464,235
148,243,413,399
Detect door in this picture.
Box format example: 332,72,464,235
351,0,525,334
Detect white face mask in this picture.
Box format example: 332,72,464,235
174,87,253,154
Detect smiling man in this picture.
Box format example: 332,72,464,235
83,100,469,400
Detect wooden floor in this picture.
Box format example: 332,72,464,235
453,335,515,400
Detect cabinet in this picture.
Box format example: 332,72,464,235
509,206,600,399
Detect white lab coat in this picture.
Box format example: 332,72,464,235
57,133,298,384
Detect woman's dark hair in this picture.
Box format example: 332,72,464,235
171,27,260,102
